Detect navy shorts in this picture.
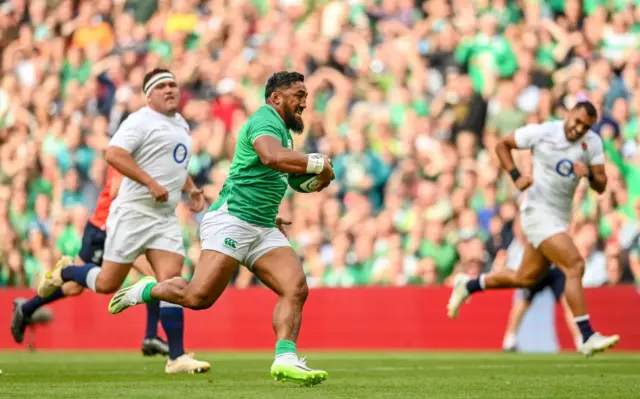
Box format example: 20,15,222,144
521,267,566,302
77,221,107,265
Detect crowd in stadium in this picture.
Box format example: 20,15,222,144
0,0,639,289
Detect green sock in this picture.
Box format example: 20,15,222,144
141,282,157,303
275,339,296,357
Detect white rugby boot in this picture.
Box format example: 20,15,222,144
165,354,211,374
37,256,73,297
579,333,620,357
447,274,471,319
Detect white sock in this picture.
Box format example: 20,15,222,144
159,301,182,309
574,314,590,323
86,268,101,292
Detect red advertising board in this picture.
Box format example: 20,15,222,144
1,287,638,350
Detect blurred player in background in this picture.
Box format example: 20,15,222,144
108,71,334,386
448,101,620,356
36,69,210,374
492,213,582,352
11,166,169,356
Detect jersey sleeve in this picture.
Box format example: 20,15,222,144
248,120,283,145
513,123,548,149
587,135,605,165
109,115,145,154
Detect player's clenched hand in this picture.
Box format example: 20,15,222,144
276,216,292,237
515,175,533,191
188,188,206,213
572,161,589,178
148,180,169,202
315,155,335,192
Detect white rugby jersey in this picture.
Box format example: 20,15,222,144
109,106,192,215
514,120,604,220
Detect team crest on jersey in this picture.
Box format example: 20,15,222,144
287,139,292,149
582,142,588,151
556,159,574,176
173,143,188,164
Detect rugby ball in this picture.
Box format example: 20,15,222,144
288,173,321,193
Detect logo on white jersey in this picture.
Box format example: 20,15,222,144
173,143,188,164
287,139,292,149
555,159,577,181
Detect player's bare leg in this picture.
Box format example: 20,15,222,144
447,243,549,319
37,255,134,298
134,249,239,309
108,250,239,372
139,249,209,373
538,232,619,355
253,248,308,342
502,298,530,352
252,247,328,386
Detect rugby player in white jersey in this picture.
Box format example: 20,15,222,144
37,68,210,373
493,213,582,352
447,101,620,356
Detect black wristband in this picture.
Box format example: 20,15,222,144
508,168,521,182
587,166,594,181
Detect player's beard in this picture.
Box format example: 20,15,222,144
284,105,304,134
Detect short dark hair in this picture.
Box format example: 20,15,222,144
265,71,304,101
574,101,598,119
143,68,173,90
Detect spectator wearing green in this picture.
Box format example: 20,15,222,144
603,139,640,204
454,13,518,94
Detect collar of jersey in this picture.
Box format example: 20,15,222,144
264,104,288,132
145,106,182,125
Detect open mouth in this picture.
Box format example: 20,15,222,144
294,108,303,117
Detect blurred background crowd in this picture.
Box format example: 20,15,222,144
1,0,639,289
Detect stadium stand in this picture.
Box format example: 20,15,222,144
0,0,639,290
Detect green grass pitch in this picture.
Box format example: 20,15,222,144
1,351,639,398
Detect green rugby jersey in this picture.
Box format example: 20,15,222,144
208,105,292,227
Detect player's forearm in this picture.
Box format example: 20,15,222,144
105,146,155,187
495,140,518,172
263,148,314,174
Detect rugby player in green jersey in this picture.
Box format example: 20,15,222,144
108,71,334,386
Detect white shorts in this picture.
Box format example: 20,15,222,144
200,210,290,268
103,206,184,264
520,207,569,248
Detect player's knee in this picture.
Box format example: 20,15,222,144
563,258,585,279
184,293,212,310
182,285,213,310
283,275,308,304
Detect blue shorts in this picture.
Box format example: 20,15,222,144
77,221,107,265
521,267,566,302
